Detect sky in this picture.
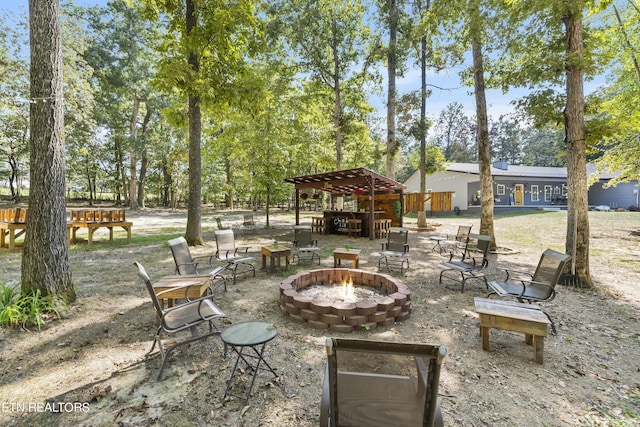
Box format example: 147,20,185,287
3,0,605,121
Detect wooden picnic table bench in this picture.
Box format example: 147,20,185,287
0,208,27,250
68,209,132,245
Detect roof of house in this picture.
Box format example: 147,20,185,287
444,162,568,179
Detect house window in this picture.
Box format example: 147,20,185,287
554,186,560,194
562,184,568,196
531,185,539,202
496,184,505,195
544,186,553,202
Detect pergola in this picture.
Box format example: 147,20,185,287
284,168,407,239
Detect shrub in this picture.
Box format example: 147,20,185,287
0,283,66,330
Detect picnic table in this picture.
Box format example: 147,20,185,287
0,208,27,250
68,208,132,244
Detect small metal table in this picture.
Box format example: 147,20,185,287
221,321,278,404
429,235,447,254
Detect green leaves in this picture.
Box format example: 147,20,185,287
0,284,66,330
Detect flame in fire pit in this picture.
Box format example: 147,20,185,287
340,274,354,301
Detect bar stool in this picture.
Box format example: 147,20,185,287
373,219,386,239
311,216,327,234
347,219,362,238
381,219,392,238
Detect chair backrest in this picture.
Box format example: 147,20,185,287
167,237,198,275
243,213,255,226
462,233,492,267
531,249,572,296
455,225,472,243
133,261,165,315
215,229,236,254
385,227,409,252
215,217,228,230
325,338,446,427
294,225,315,248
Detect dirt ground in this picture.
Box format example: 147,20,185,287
0,208,639,426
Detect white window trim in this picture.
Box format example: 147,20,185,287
544,185,553,202
531,185,539,202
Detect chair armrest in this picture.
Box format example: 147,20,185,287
446,251,460,262
155,282,206,301
500,267,534,282
159,295,226,327
237,246,250,255
192,254,215,266
469,256,488,268
174,261,198,274
320,364,330,427
414,356,427,401
517,279,555,300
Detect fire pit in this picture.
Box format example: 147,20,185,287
279,268,412,332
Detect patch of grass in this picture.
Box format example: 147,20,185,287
68,231,184,250
0,283,66,330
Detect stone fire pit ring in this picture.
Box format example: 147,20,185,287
279,268,412,333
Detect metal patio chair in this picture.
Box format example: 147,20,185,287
320,338,446,427
378,227,410,275
439,233,491,292
487,248,571,334
168,236,226,292
133,262,227,380
214,229,256,285
292,225,322,265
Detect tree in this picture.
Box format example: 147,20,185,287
184,0,203,243
143,0,262,244
491,118,523,165
492,0,606,287
431,102,476,162
378,0,401,180
83,1,161,208
22,0,74,302
591,2,640,186
563,1,591,286
274,0,377,171
0,13,30,203
469,0,495,248
520,128,565,167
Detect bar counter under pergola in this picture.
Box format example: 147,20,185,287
284,168,407,240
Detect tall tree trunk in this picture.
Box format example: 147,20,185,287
8,156,20,203
563,5,592,287
417,0,429,228
225,157,234,209
114,135,125,205
386,0,397,181
129,95,139,209
470,8,496,249
184,0,203,245
137,106,152,208
331,17,343,172
23,0,74,302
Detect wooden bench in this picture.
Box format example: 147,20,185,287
474,297,550,364
0,208,27,250
69,209,132,244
